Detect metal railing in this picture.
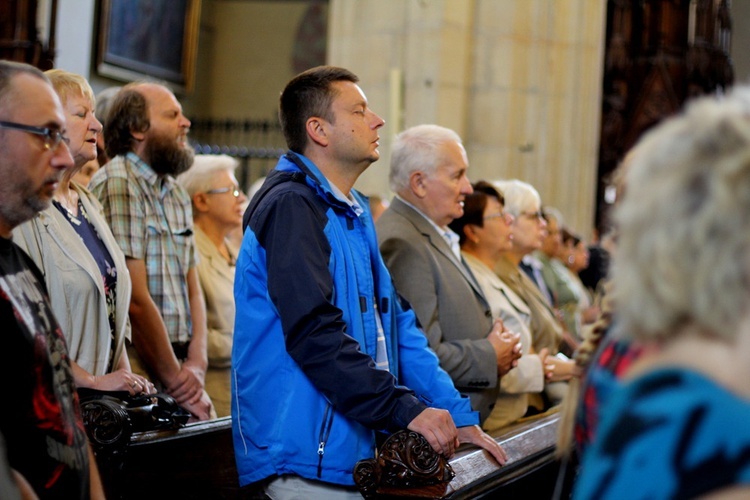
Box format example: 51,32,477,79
190,118,287,190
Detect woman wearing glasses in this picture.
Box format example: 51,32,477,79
177,154,247,417
492,179,578,409
449,181,551,431
14,69,153,396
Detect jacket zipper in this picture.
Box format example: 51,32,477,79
317,403,335,478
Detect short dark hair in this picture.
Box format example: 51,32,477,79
279,66,358,153
0,61,47,115
449,181,505,246
104,85,150,159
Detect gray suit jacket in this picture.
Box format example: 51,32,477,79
377,197,498,421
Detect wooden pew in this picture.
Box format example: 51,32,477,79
95,412,561,499
442,411,560,498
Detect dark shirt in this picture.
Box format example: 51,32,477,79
0,236,89,499
519,260,554,306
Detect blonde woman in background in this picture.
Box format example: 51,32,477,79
14,69,152,395
535,207,582,355
558,228,599,345
574,86,750,499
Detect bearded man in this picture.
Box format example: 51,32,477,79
90,83,212,420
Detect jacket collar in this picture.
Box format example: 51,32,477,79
279,152,354,212
463,252,531,316
389,197,487,302
194,226,236,281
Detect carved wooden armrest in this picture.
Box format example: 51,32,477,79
353,430,455,498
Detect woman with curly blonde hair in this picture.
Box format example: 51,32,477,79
573,87,750,498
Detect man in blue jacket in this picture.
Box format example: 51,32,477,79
233,66,508,498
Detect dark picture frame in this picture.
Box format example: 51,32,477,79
96,0,201,93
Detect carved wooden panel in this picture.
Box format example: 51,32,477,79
596,0,733,233
0,0,56,69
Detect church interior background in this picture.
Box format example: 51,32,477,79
2,0,744,239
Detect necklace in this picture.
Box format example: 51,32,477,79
55,186,80,218
52,199,82,226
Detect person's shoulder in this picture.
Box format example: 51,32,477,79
254,175,322,218
89,156,131,189
378,216,430,263
100,156,131,177
73,182,102,206
245,179,328,242
376,203,408,230
1,238,45,283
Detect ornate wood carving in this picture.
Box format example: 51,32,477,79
353,430,455,498
596,0,733,234
0,0,57,69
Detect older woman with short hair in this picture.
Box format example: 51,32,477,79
574,86,750,499
14,69,152,395
177,154,247,417
493,179,578,406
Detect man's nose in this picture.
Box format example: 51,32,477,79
53,141,75,170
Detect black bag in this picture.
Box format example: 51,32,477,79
78,388,191,453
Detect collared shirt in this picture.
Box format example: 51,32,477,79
395,195,461,260
90,152,196,343
327,181,364,216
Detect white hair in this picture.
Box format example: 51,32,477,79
94,86,122,127
613,85,750,342
177,154,239,197
492,179,541,216
542,206,564,226
389,124,463,192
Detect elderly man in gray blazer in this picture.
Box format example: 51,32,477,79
377,124,522,422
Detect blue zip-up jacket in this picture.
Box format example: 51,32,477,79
232,152,479,487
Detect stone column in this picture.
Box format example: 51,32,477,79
328,0,605,237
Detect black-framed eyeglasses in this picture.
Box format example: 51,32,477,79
205,186,241,198
0,121,70,150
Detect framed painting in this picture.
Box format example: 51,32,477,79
96,0,201,93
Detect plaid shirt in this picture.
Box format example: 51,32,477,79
90,152,195,343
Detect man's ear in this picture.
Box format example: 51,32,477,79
306,117,329,147
131,127,146,142
409,170,428,198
